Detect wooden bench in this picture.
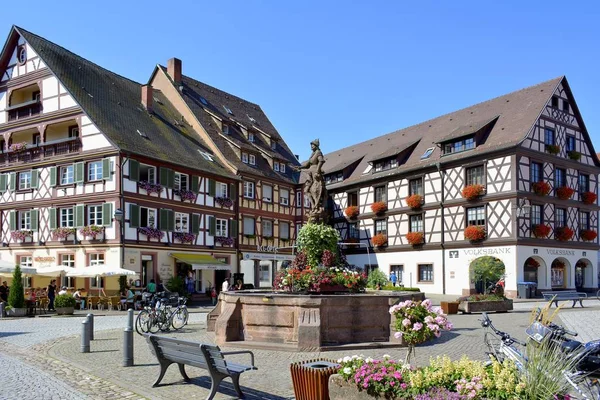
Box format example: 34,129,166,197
145,334,257,400
541,290,587,308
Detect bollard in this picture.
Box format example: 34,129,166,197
123,308,134,367
0,302,4,319
81,318,90,353
87,313,94,340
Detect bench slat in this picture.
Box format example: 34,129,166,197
160,347,207,365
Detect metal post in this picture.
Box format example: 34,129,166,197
81,318,90,353
123,308,134,367
0,302,4,319
87,313,94,340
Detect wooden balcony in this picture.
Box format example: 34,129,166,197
0,137,81,165
6,100,42,122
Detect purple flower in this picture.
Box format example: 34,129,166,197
173,232,195,244
174,189,197,201
412,322,423,331
215,197,233,208
215,236,234,246
137,181,163,194
402,318,412,327
137,227,164,240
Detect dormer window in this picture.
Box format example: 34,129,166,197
242,152,249,164
198,151,214,162
248,132,255,142
271,141,277,150
280,164,286,173
68,126,79,138
274,162,280,172
325,172,343,184
223,105,233,115
373,157,397,173
222,124,229,135
249,154,256,165
443,136,475,155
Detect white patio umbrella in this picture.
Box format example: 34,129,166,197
66,266,138,296
34,265,74,276
0,260,37,275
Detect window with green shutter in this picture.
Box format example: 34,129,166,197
129,159,140,181
159,209,170,231
49,208,57,229
102,203,113,226
9,210,16,231
74,162,85,183
50,167,57,187
102,158,111,180
191,214,200,234
8,172,16,191
0,174,7,193
208,216,216,236
31,209,39,230
160,168,175,189
129,204,140,228
168,210,175,232
230,183,237,199
168,169,175,188
74,204,85,228
30,169,39,189
208,179,216,197
190,176,199,193
229,219,238,237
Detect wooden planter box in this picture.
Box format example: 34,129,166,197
440,301,459,314
329,374,377,400
458,299,513,314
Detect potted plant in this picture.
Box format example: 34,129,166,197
9,142,28,152
464,225,486,242
52,227,76,241
556,186,575,200
215,197,233,208
371,233,387,248
7,265,26,317
405,231,424,246
532,181,551,196
370,201,388,215
215,236,234,246
532,224,551,238
568,150,581,161
54,294,76,315
458,293,513,313
580,229,598,242
555,226,574,241
405,194,424,209
461,184,485,200
344,205,359,219
545,144,560,155
581,191,597,205
79,225,103,239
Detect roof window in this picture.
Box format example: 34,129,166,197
443,136,475,155
248,132,255,142
223,105,233,115
200,96,208,105
198,150,214,162
248,115,256,124
420,147,434,160
222,124,229,135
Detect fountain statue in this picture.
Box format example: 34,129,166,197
296,139,327,223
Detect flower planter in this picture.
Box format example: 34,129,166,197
568,150,581,161
532,181,551,196
56,306,74,315
6,307,27,317
440,301,459,315
458,299,513,314
545,144,560,155
556,186,575,200
371,233,387,248
344,206,359,219
370,202,388,215
461,184,485,201
582,191,597,205
329,374,375,400
405,194,424,209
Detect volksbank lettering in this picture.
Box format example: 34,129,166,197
463,248,511,256
546,249,575,256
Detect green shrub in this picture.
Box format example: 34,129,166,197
166,275,186,295
8,265,25,309
382,285,421,292
118,276,128,293
296,223,340,267
367,269,388,288
54,293,76,308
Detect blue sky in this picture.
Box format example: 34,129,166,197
2,1,599,160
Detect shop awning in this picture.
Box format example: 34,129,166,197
170,253,231,270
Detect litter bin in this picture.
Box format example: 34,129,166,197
517,282,536,299
290,359,340,400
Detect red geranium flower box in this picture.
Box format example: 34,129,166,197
461,184,485,201
555,226,574,241
344,206,359,219
371,201,388,215
406,194,424,209
371,233,387,247
582,191,598,205
464,225,486,241
532,224,551,238
580,229,598,242
556,186,575,200
532,181,551,196
405,232,424,245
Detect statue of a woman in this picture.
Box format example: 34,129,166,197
297,139,326,222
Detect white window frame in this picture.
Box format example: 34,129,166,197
262,184,273,202
243,217,255,235
279,221,290,239
174,172,188,191
60,208,74,227
262,220,273,237
88,205,103,226
88,161,103,182
19,210,31,230
242,153,249,164
19,170,32,190
89,253,105,288
216,218,228,237
175,212,189,232
20,256,32,288
249,154,256,165
418,264,433,282
218,182,228,198
274,162,280,172
248,132,255,142
280,164,286,173
139,164,156,183
296,191,302,207
243,181,255,199
280,188,289,206
140,207,157,228
60,165,74,185
61,254,76,288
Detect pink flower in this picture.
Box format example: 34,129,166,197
424,315,434,323
402,318,412,327
394,332,403,339
412,322,423,331
400,383,408,390
434,316,446,325
446,321,454,330
421,299,432,309
389,380,395,386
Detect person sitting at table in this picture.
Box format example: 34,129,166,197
73,288,85,310
120,287,135,310
58,286,68,296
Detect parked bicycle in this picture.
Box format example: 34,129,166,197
135,292,189,335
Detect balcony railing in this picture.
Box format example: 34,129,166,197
6,100,42,122
0,137,81,165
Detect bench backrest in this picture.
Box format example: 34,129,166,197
201,344,230,375
146,334,207,369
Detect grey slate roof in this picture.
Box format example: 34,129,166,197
160,66,301,184
319,76,569,188
14,26,234,179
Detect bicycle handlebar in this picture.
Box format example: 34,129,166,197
480,312,526,346
548,322,578,337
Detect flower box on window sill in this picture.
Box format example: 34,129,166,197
10,230,33,242
173,232,195,244
556,186,575,200
344,206,359,219
215,197,233,208
371,233,387,247
464,225,486,242
244,234,256,239
532,181,551,196
137,181,163,195
532,224,551,238
51,227,76,241
173,189,197,202
545,144,561,155
405,194,424,209
405,231,424,246
581,191,597,205
137,227,164,240
567,150,581,161
9,142,28,152
370,201,388,215
79,225,103,240
555,226,574,242
461,184,485,201
580,229,598,242
215,236,234,246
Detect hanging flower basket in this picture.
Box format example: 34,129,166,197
52,227,76,240
9,142,28,152
371,233,387,247
532,224,551,238
464,225,486,241
581,191,597,205
215,236,234,246
406,194,424,209
532,181,551,196
568,150,581,161
137,227,164,240
137,181,163,195
370,201,388,215
461,184,485,200
174,189,197,202
173,232,195,244
555,226,574,242
10,230,33,241
215,197,233,208
580,229,598,242
79,225,103,239
556,186,575,200
405,232,424,245
545,144,561,155
344,206,359,219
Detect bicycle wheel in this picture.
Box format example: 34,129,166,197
484,332,505,364
171,306,189,330
596,289,600,301
148,311,161,334
135,310,151,335
157,309,171,332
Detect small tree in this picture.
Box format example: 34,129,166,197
8,265,25,309
118,276,128,293
367,269,388,289
166,275,186,296
470,256,505,294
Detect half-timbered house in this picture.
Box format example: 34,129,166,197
0,26,239,294
324,77,600,297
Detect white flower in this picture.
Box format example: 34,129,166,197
342,356,352,363
365,357,373,363
351,355,359,360
337,358,343,363
343,367,352,374
382,354,391,359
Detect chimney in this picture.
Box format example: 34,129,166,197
167,58,182,84
141,84,153,112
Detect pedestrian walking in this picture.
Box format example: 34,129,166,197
390,272,397,287
47,279,57,311
0,281,9,303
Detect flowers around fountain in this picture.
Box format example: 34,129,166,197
173,232,195,244
79,225,103,239
390,299,453,345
